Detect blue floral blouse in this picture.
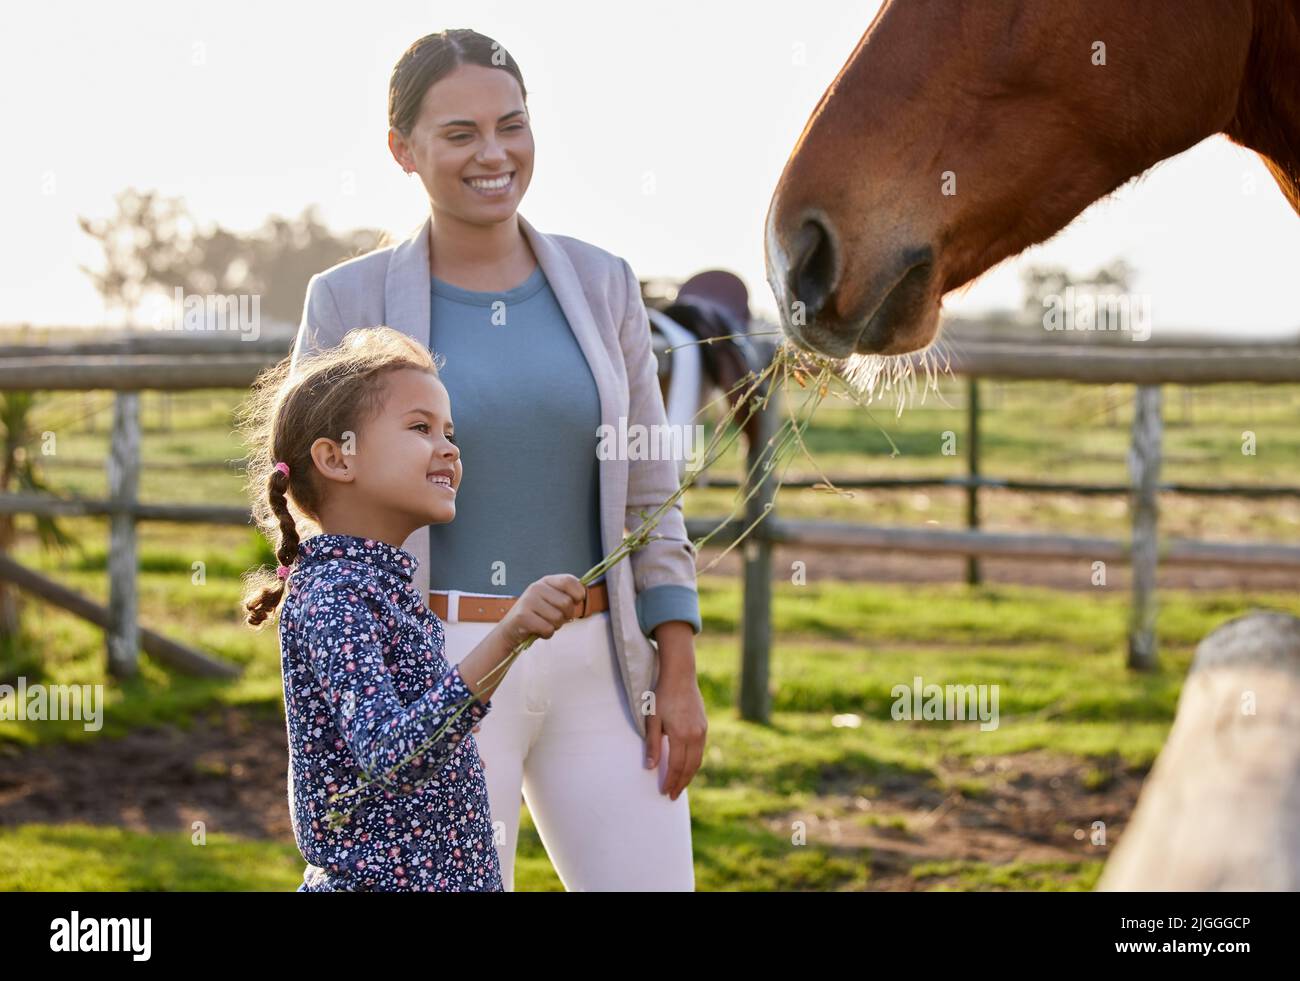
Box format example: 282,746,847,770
277,532,502,891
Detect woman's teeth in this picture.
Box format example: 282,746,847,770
465,172,513,195
429,475,453,489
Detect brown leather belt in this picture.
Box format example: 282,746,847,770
428,581,608,624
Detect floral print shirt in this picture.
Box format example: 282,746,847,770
277,532,502,891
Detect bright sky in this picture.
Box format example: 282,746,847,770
3,0,1297,337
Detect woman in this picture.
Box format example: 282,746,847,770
288,29,707,891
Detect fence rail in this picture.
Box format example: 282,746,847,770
3,328,1300,389
1,327,1298,709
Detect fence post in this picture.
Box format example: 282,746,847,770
106,391,140,678
739,381,777,724
966,378,982,585
1127,384,1163,671
1100,612,1300,889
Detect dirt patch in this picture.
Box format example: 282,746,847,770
764,750,1147,890
0,709,1147,890
0,707,293,841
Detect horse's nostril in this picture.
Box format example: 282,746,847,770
789,218,837,322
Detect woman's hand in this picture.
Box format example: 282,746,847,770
644,620,707,800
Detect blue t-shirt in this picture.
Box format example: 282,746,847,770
425,263,702,636
426,265,605,594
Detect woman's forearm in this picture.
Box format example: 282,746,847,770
654,620,697,673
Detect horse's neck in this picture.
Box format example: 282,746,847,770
1258,155,1300,216
1227,0,1300,214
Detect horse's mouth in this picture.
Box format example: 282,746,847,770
848,254,937,355
782,251,937,359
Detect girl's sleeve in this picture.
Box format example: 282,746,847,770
300,578,489,794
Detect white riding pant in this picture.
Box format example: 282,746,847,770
438,596,695,891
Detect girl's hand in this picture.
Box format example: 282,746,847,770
502,574,587,646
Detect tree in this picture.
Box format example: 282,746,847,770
79,189,388,329
1020,258,1135,323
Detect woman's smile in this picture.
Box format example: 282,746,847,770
463,170,515,198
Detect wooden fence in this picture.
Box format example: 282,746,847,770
1,329,1298,718
698,325,1300,722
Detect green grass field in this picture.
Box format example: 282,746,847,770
1,380,1297,890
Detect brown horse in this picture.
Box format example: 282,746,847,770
764,0,1300,359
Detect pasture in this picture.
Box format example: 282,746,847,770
2,379,1296,890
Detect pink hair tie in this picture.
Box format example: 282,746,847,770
274,461,290,477
277,565,293,579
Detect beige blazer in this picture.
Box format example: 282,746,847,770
288,212,699,739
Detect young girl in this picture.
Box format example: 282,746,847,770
239,325,587,892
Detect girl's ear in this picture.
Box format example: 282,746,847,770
309,437,355,486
